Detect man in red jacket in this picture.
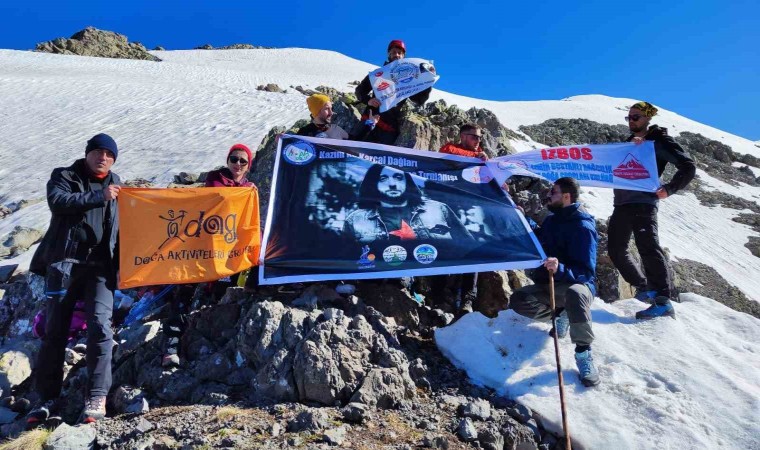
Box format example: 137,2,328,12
428,124,489,315
439,124,488,160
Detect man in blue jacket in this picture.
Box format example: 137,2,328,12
510,177,600,387
26,133,122,427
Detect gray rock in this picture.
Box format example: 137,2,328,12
506,403,533,423
0,206,11,220
153,46,165,51
460,399,491,421
349,368,416,409
0,264,18,283
421,434,451,449
114,320,161,362
173,172,198,184
135,417,154,433
2,226,43,258
270,422,282,436
36,27,161,62
0,340,36,393
341,402,371,424
257,83,285,93
457,417,479,442
323,425,348,445
65,347,83,365
110,385,149,415
479,424,506,450
44,423,96,449
286,409,330,432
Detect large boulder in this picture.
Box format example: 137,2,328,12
35,27,161,62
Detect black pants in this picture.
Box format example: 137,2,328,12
608,203,673,298
35,265,115,400
429,273,477,307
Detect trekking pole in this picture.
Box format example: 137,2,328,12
549,272,572,450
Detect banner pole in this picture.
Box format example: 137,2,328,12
549,272,572,449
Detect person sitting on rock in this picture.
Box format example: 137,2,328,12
26,133,122,426
510,177,601,387
297,94,350,139
354,39,431,145
161,144,259,369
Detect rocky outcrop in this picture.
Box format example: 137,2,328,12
256,83,285,93
35,27,160,62
519,118,629,147
1,226,43,259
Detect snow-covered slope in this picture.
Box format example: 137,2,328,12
436,294,760,449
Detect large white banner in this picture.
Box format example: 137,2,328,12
369,58,440,113
486,141,660,192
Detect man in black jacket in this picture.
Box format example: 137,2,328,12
609,101,696,320
26,133,122,427
354,39,431,145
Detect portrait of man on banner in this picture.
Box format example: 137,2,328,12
343,164,473,244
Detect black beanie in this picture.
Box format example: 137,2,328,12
86,133,118,160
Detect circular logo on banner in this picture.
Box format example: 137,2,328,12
462,166,494,184
283,141,317,165
497,160,528,170
413,244,438,264
390,62,419,84
382,245,408,266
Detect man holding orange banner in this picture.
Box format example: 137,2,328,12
118,185,261,289
27,133,122,427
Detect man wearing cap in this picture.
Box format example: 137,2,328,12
297,94,350,140
609,101,696,319
26,133,122,426
354,39,432,145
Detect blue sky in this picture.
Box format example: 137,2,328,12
2,0,758,140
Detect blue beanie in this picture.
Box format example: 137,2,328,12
86,133,118,160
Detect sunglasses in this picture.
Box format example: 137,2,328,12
624,115,644,122
228,156,248,165
463,133,483,141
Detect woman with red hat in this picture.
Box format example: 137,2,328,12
205,143,254,187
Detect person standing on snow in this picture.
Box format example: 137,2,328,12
26,133,122,426
510,177,601,387
354,39,432,145
609,101,696,320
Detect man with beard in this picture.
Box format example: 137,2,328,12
297,94,350,139
609,101,696,319
354,40,431,145
510,177,600,387
343,165,472,245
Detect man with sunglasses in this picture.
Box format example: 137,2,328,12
429,124,488,315
354,39,431,145
439,124,488,160
609,101,696,319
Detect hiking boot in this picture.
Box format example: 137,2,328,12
634,287,657,303
81,395,107,424
25,398,61,429
635,297,676,320
574,349,601,387
549,310,570,339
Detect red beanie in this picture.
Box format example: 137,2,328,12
228,143,252,169
387,39,406,53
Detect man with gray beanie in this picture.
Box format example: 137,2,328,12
26,133,122,427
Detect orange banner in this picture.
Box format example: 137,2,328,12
118,187,260,289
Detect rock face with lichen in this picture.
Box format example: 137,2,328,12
35,27,161,62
